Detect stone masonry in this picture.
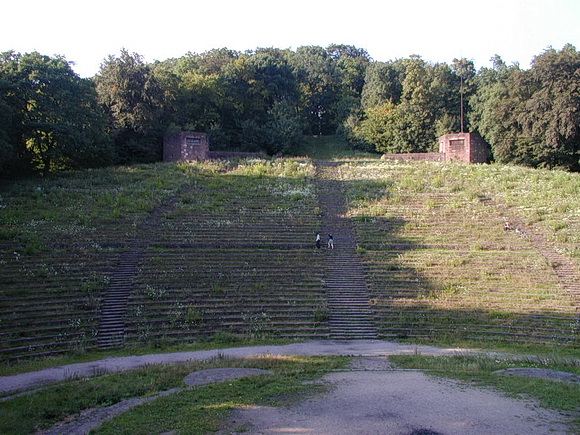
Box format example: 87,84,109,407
163,131,209,162
439,132,490,163
382,132,490,164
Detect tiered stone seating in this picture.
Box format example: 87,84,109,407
0,248,116,359
2,158,577,360
124,248,328,342
343,163,578,345
0,160,328,359
119,161,329,344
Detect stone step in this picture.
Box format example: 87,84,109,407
328,302,370,308
316,162,378,340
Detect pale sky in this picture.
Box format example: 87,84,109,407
2,0,579,77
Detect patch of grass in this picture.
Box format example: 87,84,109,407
298,135,380,160
0,355,348,434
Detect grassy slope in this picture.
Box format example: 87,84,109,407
0,159,328,360
0,163,195,358
0,137,578,359
1,141,579,433
336,160,579,347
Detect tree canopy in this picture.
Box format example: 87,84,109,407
0,51,112,175
469,44,580,170
1,43,579,176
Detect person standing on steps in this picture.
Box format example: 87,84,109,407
316,233,321,249
327,234,334,249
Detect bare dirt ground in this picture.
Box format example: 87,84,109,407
219,356,572,435
1,340,577,434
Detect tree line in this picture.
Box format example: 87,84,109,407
1,43,578,176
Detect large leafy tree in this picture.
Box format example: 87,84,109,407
327,44,371,122
469,57,528,164
355,102,407,153
353,55,479,154
223,49,301,153
190,48,239,75
0,51,27,174
95,49,165,162
154,58,225,135
355,56,440,152
471,45,579,170
223,50,298,121
289,46,342,135
153,52,237,149
327,44,371,97
0,51,112,175
520,44,580,170
361,61,403,109
396,55,437,151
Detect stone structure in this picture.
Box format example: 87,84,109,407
163,131,209,162
380,152,444,162
381,132,490,164
438,132,489,163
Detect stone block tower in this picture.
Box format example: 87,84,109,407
163,131,209,162
439,132,490,164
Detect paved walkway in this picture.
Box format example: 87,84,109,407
1,340,457,395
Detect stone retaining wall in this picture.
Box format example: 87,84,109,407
381,152,445,162
381,133,491,164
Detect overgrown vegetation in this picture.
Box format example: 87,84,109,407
1,151,579,433
1,156,579,360
337,160,579,347
0,158,328,360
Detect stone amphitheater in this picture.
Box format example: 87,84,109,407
0,160,578,361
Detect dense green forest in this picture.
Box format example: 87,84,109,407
1,43,579,176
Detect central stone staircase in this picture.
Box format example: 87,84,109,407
315,162,377,339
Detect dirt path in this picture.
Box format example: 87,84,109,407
221,361,571,434
1,340,576,434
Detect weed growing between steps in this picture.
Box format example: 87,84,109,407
336,160,579,347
